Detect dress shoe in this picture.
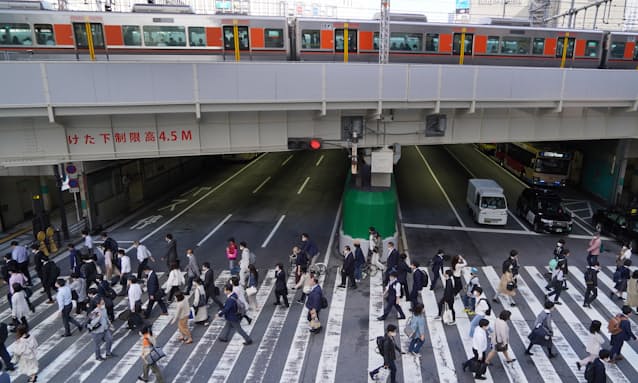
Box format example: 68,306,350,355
106,353,116,358
524,350,533,356
548,353,556,359
369,371,377,380
243,340,253,345
576,362,581,371
96,356,105,361
337,285,346,288
475,375,486,380
61,333,72,338
137,376,149,382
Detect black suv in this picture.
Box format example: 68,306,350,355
516,188,573,233
592,208,638,250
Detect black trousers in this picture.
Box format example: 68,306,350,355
437,298,455,321
431,268,442,289
145,295,168,317
61,303,82,335
340,269,356,288
381,299,405,319
409,288,421,310
587,253,598,267
136,258,149,280
584,286,598,305
18,262,31,285
275,290,289,306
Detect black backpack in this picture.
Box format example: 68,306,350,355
584,361,595,382
104,237,119,254
376,336,385,357
584,269,595,285
479,298,492,316
419,269,429,288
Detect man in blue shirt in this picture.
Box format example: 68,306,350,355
11,241,31,286
56,278,84,337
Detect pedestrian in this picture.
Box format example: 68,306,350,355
494,266,517,307
87,297,115,361
608,305,636,362
162,233,178,269
463,267,480,314
246,265,259,311
184,249,200,295
164,262,184,302
101,244,113,282
95,275,116,322
67,243,81,275
300,233,319,266
546,261,566,305
587,232,602,267
469,287,491,337
627,270,638,311
238,242,251,287
80,256,98,290
408,261,427,311
396,253,411,298
81,229,93,257
218,284,253,345
306,276,323,333
576,320,604,370
503,250,520,277
611,259,631,300
338,246,356,289
117,250,131,296
143,266,168,318
525,300,556,358
55,278,83,337
462,318,490,380
368,228,385,273
451,254,467,296
583,262,600,308
192,279,209,326
133,240,154,280
11,283,30,331
171,292,192,344
226,238,238,272
0,323,15,371
42,256,60,304
11,324,38,382
617,243,632,267
31,245,45,288
138,326,165,383
7,268,31,311
435,269,456,325
201,262,223,310
430,249,445,290
485,310,516,365
273,263,290,307
101,232,119,260
292,246,307,284
230,276,253,325
128,276,143,313
294,267,313,304
369,324,402,383
378,271,406,321
11,242,31,286
384,242,400,285
69,272,88,314
586,349,611,383
353,241,365,283
1,254,17,286
407,303,426,355
94,245,106,276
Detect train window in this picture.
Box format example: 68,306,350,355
532,38,544,55
389,32,422,51
222,26,249,50
373,33,378,50
123,26,141,46
501,36,530,54
34,24,54,45
452,33,473,55
189,27,206,47
335,29,357,52
425,33,439,52
143,26,186,47
585,40,599,57
73,23,105,48
0,23,32,45
486,36,499,54
301,30,320,49
265,28,284,48
555,37,575,58
634,41,638,60
610,41,625,58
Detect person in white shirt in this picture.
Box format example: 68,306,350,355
164,263,184,302
462,318,490,380
618,243,632,266
577,320,604,370
82,230,94,256
133,241,154,280
238,241,250,287
469,287,490,337
127,277,143,313
117,250,131,296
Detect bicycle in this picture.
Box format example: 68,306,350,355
309,262,327,278
361,262,381,280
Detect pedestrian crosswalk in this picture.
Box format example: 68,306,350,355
3,263,638,383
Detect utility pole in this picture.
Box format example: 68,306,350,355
502,0,509,18
379,0,390,64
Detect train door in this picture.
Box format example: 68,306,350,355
72,22,106,60
452,32,473,64
555,36,575,67
335,27,357,62
222,25,249,61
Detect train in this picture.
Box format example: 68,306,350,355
1,1,637,69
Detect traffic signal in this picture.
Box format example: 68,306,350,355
287,138,322,150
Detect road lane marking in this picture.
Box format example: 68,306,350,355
297,176,310,195
197,214,232,246
252,176,272,194
315,269,348,382
368,271,386,382
414,146,465,227
261,215,286,248
398,298,424,383
316,154,325,167
403,222,606,240
281,154,294,166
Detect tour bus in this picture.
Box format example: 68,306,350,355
494,143,571,187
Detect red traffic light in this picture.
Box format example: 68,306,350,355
309,138,322,150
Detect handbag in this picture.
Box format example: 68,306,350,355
403,316,415,338
506,281,516,291
495,342,508,352
442,303,454,325
148,339,166,365
246,286,257,296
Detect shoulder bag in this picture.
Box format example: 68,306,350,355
403,316,415,338
148,338,166,365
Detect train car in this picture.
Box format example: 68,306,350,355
294,17,606,68
603,32,638,69
0,4,289,61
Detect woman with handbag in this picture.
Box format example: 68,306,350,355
485,310,516,365
494,269,517,307
171,292,192,344
407,303,426,355
191,279,209,326
246,265,259,311
525,300,556,358
138,326,165,383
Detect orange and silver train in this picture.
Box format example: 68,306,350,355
1,2,638,68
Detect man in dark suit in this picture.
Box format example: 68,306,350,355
384,242,400,285
202,262,223,309
163,233,178,269
409,261,427,310
143,265,167,318
587,349,610,383
306,276,323,333
273,263,289,307
430,249,445,290
338,245,356,289
378,271,405,321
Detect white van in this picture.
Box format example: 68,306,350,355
466,179,508,225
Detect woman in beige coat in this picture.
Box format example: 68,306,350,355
485,310,516,365
171,292,192,344
627,270,638,310
494,270,516,307
11,325,38,382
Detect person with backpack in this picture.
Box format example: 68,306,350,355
584,349,611,383
611,260,631,301
525,300,556,358
409,261,427,311
469,286,491,337
42,256,60,305
587,232,602,267
434,269,456,325
583,263,600,308
429,250,445,291
608,305,636,362
230,276,253,325
306,276,324,334
88,297,115,361
218,284,253,345
407,303,426,355
546,261,566,305
577,320,604,371
171,292,192,344
462,318,490,380
369,324,403,383
377,271,406,321
80,256,98,290
463,268,480,314
95,275,116,322
0,322,15,371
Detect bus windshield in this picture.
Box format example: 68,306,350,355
536,158,570,175
480,196,506,209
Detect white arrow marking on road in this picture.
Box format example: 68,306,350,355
158,199,188,212
130,215,163,230
197,214,233,247
261,215,286,248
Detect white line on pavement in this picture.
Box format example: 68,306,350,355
315,270,348,382
368,271,386,381
261,215,286,248
252,176,272,195
402,223,601,240
197,214,233,247
281,154,294,167
414,146,465,227
398,299,424,383
316,154,325,167
297,176,310,195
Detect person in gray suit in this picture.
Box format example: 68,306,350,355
184,249,200,295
